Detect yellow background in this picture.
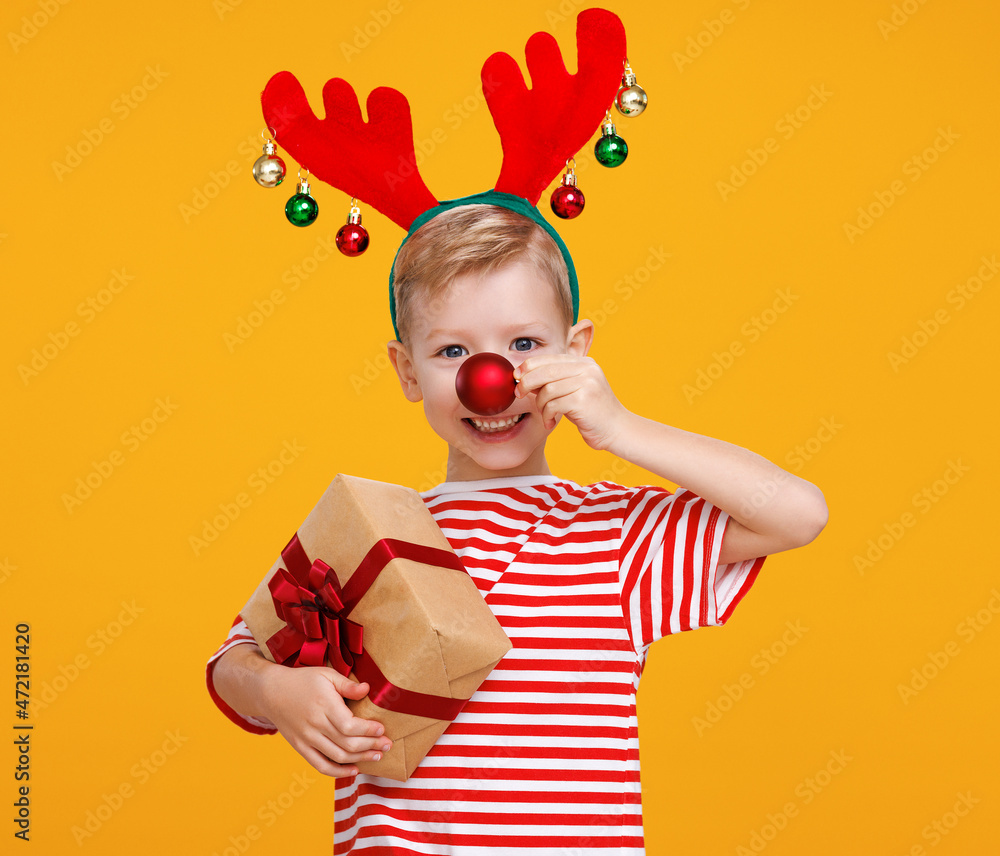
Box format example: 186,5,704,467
3,0,997,853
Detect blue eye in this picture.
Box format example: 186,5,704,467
513,338,534,352
440,345,466,358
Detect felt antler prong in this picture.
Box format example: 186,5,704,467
483,8,626,205
261,72,439,231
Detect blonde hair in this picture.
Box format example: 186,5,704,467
391,205,572,342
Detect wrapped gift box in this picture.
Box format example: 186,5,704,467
240,474,511,781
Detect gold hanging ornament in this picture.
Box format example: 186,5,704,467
614,58,648,117
252,127,287,187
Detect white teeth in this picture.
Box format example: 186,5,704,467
469,414,524,433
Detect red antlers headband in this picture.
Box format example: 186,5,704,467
250,7,648,338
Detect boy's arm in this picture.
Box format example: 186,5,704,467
604,413,827,565
516,350,828,565
211,642,393,777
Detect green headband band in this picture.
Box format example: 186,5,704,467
388,189,580,341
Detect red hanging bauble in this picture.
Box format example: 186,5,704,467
550,184,585,219
455,353,517,416
550,159,585,220
336,200,370,256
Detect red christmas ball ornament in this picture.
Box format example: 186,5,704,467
336,223,369,256
336,200,370,256
455,353,517,416
550,158,585,220
550,184,585,219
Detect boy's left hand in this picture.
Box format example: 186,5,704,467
515,354,628,450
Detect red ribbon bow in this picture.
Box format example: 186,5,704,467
262,531,474,722
266,551,364,675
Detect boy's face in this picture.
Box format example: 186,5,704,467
388,260,592,482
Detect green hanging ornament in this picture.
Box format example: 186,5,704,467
285,168,319,227
594,112,628,168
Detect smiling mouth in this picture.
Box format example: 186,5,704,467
464,413,527,434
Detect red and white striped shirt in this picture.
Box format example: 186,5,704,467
207,476,765,854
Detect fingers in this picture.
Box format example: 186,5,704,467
514,355,591,397
516,355,626,446
533,379,586,428
519,364,602,417
330,673,373,700
323,676,394,760
322,674,389,742
325,708,391,750
265,666,393,778
307,725,392,769
291,704,392,778
292,733,385,779
319,676,392,752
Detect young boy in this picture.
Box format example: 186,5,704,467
208,202,828,854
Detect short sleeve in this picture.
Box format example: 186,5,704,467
205,617,278,735
618,486,765,652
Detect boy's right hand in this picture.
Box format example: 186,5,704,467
259,662,392,778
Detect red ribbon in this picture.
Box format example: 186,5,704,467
266,554,364,674
265,533,470,722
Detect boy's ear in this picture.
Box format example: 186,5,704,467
387,340,423,403
566,318,594,357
